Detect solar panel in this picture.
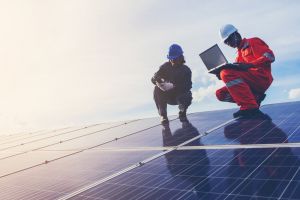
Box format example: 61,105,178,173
41,117,178,151
0,122,132,174
0,122,121,151
67,101,300,199
0,101,299,199
0,150,77,177
96,109,234,149
70,149,300,199
0,129,50,143
0,150,162,199
183,101,300,147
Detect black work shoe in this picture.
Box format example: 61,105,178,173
233,108,264,118
179,111,188,122
257,93,266,106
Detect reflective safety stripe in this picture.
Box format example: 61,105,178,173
223,94,233,102
225,78,244,88
263,52,275,62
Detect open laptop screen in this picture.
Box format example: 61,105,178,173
199,44,228,71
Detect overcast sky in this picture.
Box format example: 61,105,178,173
0,0,300,134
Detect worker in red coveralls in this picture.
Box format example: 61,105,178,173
216,24,275,118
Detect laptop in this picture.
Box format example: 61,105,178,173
199,44,229,74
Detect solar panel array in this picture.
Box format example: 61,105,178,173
0,101,300,199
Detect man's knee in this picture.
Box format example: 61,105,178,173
177,92,192,107
154,86,165,100
216,89,223,101
220,69,237,81
216,88,233,102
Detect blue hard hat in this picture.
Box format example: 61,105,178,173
167,44,183,60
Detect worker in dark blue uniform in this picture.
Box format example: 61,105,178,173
151,44,192,125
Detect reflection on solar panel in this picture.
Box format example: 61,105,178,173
0,101,300,199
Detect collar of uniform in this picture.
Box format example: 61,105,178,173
238,38,249,50
168,61,183,68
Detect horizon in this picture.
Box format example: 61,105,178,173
0,0,300,135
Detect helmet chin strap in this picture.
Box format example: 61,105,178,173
233,34,238,47
170,55,185,66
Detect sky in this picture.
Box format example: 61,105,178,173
0,0,300,135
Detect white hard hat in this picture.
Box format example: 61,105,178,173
219,24,238,42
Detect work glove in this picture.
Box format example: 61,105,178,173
219,63,253,71
230,63,253,70
214,63,253,80
156,82,174,91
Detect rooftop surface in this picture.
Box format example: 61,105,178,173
0,101,300,200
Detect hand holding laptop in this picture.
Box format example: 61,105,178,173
212,63,254,80
199,44,253,75
231,63,253,70
220,63,253,71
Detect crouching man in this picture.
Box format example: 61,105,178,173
151,44,193,125
216,24,275,118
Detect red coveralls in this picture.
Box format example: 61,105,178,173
216,38,275,110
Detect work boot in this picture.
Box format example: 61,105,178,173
179,110,188,122
256,93,266,106
233,108,264,118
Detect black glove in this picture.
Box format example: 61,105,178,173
228,63,253,70
220,63,239,70
217,63,253,72
214,63,253,80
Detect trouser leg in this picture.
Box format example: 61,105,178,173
216,86,267,106
153,86,168,117
175,91,192,112
174,91,192,122
219,69,258,110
